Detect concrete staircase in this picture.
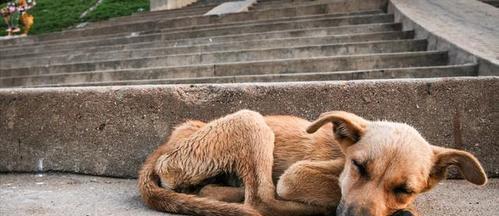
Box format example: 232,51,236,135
0,0,497,215
0,0,478,88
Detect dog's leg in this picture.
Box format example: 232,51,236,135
154,110,324,215
276,159,345,213
225,112,327,216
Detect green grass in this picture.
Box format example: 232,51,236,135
0,0,95,36
83,0,149,23
0,0,149,36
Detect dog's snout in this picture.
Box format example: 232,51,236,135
392,210,414,216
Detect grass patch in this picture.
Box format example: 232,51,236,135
0,0,150,36
83,0,149,23
1,0,96,36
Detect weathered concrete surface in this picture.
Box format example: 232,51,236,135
205,0,257,16
254,0,387,11
30,65,477,88
0,40,430,78
0,39,428,69
0,51,449,82
1,12,394,50
1,23,403,58
0,77,497,178
82,10,384,37
90,6,215,28
0,173,172,216
0,173,497,216
0,30,412,64
388,0,499,75
151,0,197,11
415,179,499,216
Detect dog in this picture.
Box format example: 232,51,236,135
1,0,35,36
138,110,487,216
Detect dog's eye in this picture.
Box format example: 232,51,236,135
352,160,368,177
393,185,414,195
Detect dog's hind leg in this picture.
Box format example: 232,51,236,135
154,110,323,215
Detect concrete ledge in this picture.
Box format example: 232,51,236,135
0,77,497,178
0,173,497,216
26,65,477,88
388,0,499,75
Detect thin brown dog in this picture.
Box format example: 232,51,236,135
138,110,487,216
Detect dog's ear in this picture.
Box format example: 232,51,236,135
427,146,487,189
307,111,369,148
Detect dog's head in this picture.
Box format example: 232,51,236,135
307,111,487,216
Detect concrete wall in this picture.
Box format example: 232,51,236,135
0,77,497,178
150,0,197,11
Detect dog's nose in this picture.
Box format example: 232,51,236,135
392,210,414,216
336,205,372,216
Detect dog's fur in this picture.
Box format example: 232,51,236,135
138,110,487,216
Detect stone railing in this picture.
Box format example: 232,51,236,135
389,0,499,75
150,0,198,11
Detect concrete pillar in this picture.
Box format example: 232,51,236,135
150,0,198,11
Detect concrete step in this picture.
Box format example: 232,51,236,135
0,51,452,87
0,77,496,178
0,0,386,46
189,0,241,7
87,5,217,27
0,50,446,80
27,65,477,88
86,0,386,35
253,0,374,9
1,174,496,216
256,0,316,3
252,0,342,10
0,31,414,63
87,10,385,32
0,10,385,53
133,2,375,29
0,39,426,68
96,0,230,23
1,12,393,51
0,23,403,58
81,5,370,43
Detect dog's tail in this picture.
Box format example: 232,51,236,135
138,151,260,216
